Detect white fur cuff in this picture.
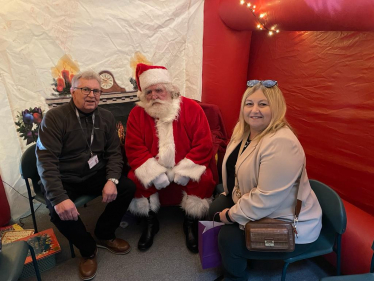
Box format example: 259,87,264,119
134,158,168,187
173,158,206,182
180,192,212,219
128,193,160,216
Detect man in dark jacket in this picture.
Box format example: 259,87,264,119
36,70,135,281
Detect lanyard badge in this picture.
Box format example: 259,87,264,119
75,108,99,169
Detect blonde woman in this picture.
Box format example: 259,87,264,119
209,80,322,281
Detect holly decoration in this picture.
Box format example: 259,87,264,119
15,107,44,145
130,77,138,91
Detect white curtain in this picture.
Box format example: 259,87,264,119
0,0,204,219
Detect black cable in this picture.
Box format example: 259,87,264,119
2,180,30,200
18,203,42,227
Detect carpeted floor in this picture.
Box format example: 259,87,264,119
17,198,336,281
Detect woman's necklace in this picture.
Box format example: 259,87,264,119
241,135,252,154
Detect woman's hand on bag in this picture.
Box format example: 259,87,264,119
219,208,234,224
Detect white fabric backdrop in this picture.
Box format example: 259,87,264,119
0,0,204,219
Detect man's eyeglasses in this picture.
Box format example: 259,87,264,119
247,80,278,88
74,87,102,96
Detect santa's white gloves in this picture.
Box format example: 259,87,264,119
153,173,170,190
174,174,190,186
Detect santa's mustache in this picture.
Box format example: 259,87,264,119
150,99,168,105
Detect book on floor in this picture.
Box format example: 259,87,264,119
2,229,35,244
0,223,24,238
16,228,61,264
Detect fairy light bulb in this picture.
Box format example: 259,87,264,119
241,3,280,35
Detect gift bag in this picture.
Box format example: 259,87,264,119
198,220,224,269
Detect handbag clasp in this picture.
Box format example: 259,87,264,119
265,240,275,247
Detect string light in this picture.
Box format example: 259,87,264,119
240,1,279,36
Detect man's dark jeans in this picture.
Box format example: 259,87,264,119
45,168,136,257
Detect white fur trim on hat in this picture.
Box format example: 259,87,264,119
139,68,172,91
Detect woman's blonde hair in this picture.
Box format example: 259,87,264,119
231,83,292,142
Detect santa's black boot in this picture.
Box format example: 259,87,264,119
138,211,159,251
183,215,199,253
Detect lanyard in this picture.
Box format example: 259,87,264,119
75,108,95,157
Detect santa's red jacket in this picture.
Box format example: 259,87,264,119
125,97,216,218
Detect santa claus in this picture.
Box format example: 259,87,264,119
125,63,216,253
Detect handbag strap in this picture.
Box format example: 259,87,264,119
213,212,220,224
294,160,306,219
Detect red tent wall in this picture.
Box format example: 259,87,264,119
202,0,252,134
202,1,374,215
247,31,374,215
0,176,11,226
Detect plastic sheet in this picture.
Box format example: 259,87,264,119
0,0,204,219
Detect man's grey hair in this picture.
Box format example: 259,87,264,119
71,70,101,88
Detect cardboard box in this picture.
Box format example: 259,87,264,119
16,228,61,279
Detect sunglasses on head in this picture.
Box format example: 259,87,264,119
247,80,278,88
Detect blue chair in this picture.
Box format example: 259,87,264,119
244,179,347,281
320,240,374,281
0,240,42,281
20,143,98,258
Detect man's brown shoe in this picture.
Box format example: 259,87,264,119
79,249,97,281
97,238,131,255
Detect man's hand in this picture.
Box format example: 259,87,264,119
174,174,190,186
102,180,118,203
54,199,80,221
153,173,170,190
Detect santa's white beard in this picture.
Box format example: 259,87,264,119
143,99,173,120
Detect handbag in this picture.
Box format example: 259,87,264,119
244,217,297,252
198,214,224,269
243,166,304,252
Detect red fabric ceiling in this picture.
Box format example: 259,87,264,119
219,0,374,31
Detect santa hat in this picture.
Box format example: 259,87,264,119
136,63,172,92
